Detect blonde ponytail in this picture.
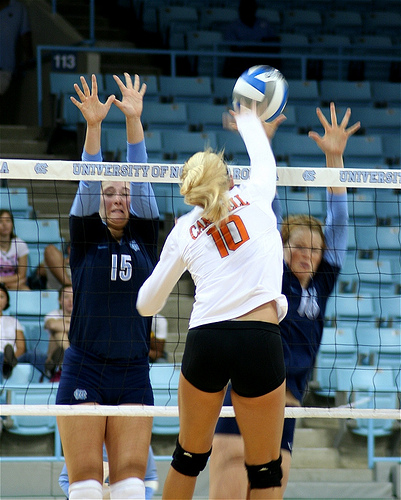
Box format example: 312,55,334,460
180,149,230,224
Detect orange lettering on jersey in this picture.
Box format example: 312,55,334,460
190,217,212,240
228,194,250,212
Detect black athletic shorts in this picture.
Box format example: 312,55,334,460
181,320,285,398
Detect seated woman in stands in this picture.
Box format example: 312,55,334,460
0,282,26,380
0,209,30,290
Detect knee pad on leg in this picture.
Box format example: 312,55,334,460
69,479,103,499
246,455,283,489
109,477,145,499
171,439,212,477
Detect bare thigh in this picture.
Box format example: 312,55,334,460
105,405,153,484
209,434,247,500
57,405,105,484
178,373,226,453
231,381,286,465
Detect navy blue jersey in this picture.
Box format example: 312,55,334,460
69,212,158,361
277,191,348,403
280,259,340,402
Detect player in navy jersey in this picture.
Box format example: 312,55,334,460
56,73,159,500
210,102,361,499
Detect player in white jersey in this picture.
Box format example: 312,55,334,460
137,106,288,499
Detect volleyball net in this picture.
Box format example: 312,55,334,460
0,159,400,427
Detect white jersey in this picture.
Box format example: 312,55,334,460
137,112,287,329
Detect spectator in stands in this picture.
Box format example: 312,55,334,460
56,73,159,500
58,443,159,499
222,0,279,77
149,313,168,363
35,242,72,290
0,0,34,123
0,281,25,379
42,284,72,380
0,209,30,290
209,103,361,499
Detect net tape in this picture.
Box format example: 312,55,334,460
2,159,401,188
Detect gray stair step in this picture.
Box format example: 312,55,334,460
0,139,48,155
291,447,340,469
289,467,373,482
285,481,394,499
293,427,334,448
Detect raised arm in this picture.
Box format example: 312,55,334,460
113,73,159,219
309,103,361,267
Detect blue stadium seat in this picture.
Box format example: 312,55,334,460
286,80,320,106
353,258,394,296
374,189,401,222
212,77,235,104
283,9,322,35
199,7,237,31
149,363,180,435
375,295,401,327
159,76,213,103
371,82,401,106
8,290,59,320
158,5,199,43
325,293,375,328
102,127,127,161
0,187,32,219
350,107,401,136
216,130,248,165
347,191,376,222
381,135,400,164
315,327,358,397
151,183,174,220
50,73,104,97
142,102,188,130
187,102,228,131
336,366,398,441
324,10,363,35
343,136,384,167
186,30,224,76
351,36,393,82
161,130,217,163
279,34,310,80
364,11,401,37
13,218,61,247
320,80,372,106
279,188,325,218
5,383,58,436
144,130,164,163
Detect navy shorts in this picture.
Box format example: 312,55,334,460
215,385,296,454
56,345,154,406
182,320,285,398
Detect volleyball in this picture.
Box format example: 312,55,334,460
232,65,288,122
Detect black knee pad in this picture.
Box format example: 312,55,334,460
246,455,283,489
171,439,212,477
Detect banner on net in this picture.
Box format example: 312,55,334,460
1,159,401,188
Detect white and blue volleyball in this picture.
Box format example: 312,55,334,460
232,65,288,122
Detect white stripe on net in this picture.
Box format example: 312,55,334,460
1,405,400,419
2,159,401,188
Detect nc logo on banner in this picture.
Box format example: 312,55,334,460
303,170,316,182
34,163,48,174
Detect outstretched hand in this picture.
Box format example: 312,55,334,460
113,73,147,119
308,102,361,162
224,104,287,142
70,74,115,126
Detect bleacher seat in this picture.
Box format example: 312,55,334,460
159,76,213,102
0,187,32,219
187,102,228,131
286,79,320,106
144,130,164,163
350,107,400,136
102,127,127,161
212,77,235,104
351,36,393,81
186,30,223,76
347,190,376,222
272,132,325,166
353,258,394,295
199,7,237,31
375,295,401,327
343,135,384,167
371,82,401,106
283,9,322,35
149,363,180,435
158,6,199,43
279,188,325,218
319,80,372,105
309,34,352,80
5,383,58,436
216,130,248,164
161,130,217,163
374,189,401,222
142,102,188,130
324,10,363,35
325,293,375,327
315,327,358,397
279,34,310,80
364,11,401,37
336,366,398,439
381,135,400,165
8,289,59,319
